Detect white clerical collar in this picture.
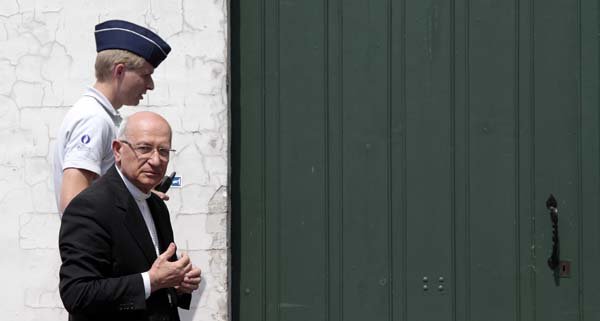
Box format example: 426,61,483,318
84,86,122,126
115,166,151,201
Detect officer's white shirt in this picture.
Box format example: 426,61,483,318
53,87,122,211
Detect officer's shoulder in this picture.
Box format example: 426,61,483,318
62,184,114,222
69,174,116,210
64,97,109,122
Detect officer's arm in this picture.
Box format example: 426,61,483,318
60,168,98,213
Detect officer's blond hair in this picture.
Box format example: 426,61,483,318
95,49,146,82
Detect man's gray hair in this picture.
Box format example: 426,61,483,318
117,117,128,140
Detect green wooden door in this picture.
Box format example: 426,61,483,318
232,0,600,320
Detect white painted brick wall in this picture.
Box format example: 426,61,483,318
0,1,229,320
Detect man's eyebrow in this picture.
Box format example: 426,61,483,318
134,141,171,147
131,140,151,146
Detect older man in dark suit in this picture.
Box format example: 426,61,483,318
59,111,201,321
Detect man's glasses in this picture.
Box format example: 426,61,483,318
120,140,175,161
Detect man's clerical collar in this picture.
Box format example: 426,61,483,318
115,166,151,201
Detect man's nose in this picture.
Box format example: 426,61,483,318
147,77,155,90
146,149,162,165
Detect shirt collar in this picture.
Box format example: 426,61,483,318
83,86,123,126
115,166,151,201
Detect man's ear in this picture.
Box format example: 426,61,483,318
112,140,122,163
113,63,126,80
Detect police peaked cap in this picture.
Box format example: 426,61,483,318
94,20,171,68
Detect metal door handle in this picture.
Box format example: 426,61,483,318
546,194,560,270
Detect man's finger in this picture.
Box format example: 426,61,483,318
160,242,176,258
184,276,201,284
182,262,193,274
176,252,190,266
151,190,170,201
185,267,201,278
179,281,200,291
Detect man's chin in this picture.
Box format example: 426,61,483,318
125,98,143,106
135,182,160,194
141,174,162,185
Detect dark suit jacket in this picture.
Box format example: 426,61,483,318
59,165,191,321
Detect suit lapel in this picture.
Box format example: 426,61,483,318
147,196,174,256
108,166,158,265
122,196,158,264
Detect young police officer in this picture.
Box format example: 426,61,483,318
54,20,171,213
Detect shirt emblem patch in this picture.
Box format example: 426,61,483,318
81,134,91,144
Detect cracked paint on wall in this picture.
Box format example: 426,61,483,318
0,1,229,321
